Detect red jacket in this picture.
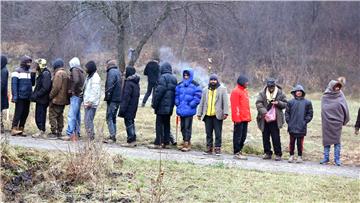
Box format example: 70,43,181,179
230,85,251,123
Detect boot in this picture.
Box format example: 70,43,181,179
275,155,282,161
18,127,26,136
320,146,330,165
47,132,58,139
214,147,221,156
177,142,185,150
181,141,191,152
121,141,137,148
103,136,116,144
203,146,213,155
32,130,46,138
234,152,248,160
334,144,341,166
262,154,272,160
11,127,23,136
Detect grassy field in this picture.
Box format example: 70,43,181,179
2,145,359,202
3,75,360,165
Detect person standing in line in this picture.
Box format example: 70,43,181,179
197,74,229,156
255,78,287,161
142,55,160,107
230,75,251,160
1,55,9,134
355,108,360,135
82,61,101,140
31,58,52,138
118,66,140,147
103,59,122,143
10,55,36,136
285,84,313,163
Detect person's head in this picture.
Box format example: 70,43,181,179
52,58,64,70
125,66,136,78
69,57,81,69
266,78,276,93
295,91,303,97
237,75,249,88
152,51,160,63
85,61,97,75
34,58,47,72
1,55,8,69
106,59,117,69
333,83,342,92
183,70,190,80
20,55,32,69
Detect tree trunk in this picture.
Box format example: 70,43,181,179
117,25,126,73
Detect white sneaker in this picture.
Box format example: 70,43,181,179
288,155,295,163
296,156,303,163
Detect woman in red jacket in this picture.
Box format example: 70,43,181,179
230,75,251,160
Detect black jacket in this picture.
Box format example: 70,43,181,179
1,56,9,110
105,66,122,102
152,63,177,115
31,68,52,105
118,74,140,119
144,60,160,84
285,85,313,137
356,108,360,129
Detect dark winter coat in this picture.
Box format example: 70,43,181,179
105,66,122,102
119,69,140,119
356,108,360,130
69,67,85,97
1,56,9,110
321,80,350,146
11,66,36,102
144,60,160,84
50,67,70,105
31,68,52,105
152,62,177,115
255,85,287,132
285,85,313,137
175,68,202,117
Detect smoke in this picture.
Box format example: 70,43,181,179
159,47,210,88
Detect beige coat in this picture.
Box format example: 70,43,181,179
197,85,229,120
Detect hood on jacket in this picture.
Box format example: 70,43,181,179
160,62,172,74
291,84,306,97
182,68,194,86
53,58,64,70
20,55,32,69
85,60,97,75
125,66,136,78
1,55,7,69
69,57,81,69
324,80,342,95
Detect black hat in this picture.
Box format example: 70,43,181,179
237,75,249,86
52,58,64,69
266,78,276,87
85,61,97,74
125,66,136,78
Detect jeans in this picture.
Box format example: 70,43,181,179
154,114,171,145
35,103,48,131
262,121,282,156
181,116,193,142
12,99,30,128
233,122,248,154
106,102,120,138
204,116,223,148
66,96,82,136
125,118,136,143
85,107,97,139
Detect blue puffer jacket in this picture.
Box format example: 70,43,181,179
175,68,202,117
11,66,36,101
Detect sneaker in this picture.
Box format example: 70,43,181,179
148,144,162,149
234,152,248,160
32,131,46,139
60,135,71,141
103,137,116,144
11,127,23,136
296,156,303,163
121,142,137,148
203,147,213,155
288,155,295,163
320,159,330,165
262,154,272,160
214,147,221,156
275,155,282,161
47,133,58,139
162,144,170,149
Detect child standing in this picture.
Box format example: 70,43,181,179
285,85,313,163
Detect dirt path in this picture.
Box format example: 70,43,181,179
5,135,360,179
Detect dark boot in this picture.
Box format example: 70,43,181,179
203,146,213,155
334,144,341,166
320,146,330,164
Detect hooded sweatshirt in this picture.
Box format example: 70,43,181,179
69,57,85,97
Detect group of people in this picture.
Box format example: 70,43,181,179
1,54,359,166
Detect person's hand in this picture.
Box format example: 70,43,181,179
271,101,279,105
84,103,92,108
197,116,201,121
11,98,16,103
355,128,359,135
223,114,228,120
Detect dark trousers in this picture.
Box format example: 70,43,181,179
262,121,282,156
35,103,48,131
124,118,136,143
154,114,171,145
181,116,193,142
289,135,304,156
142,82,156,105
12,99,30,128
233,122,248,154
204,116,223,148
49,104,65,134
